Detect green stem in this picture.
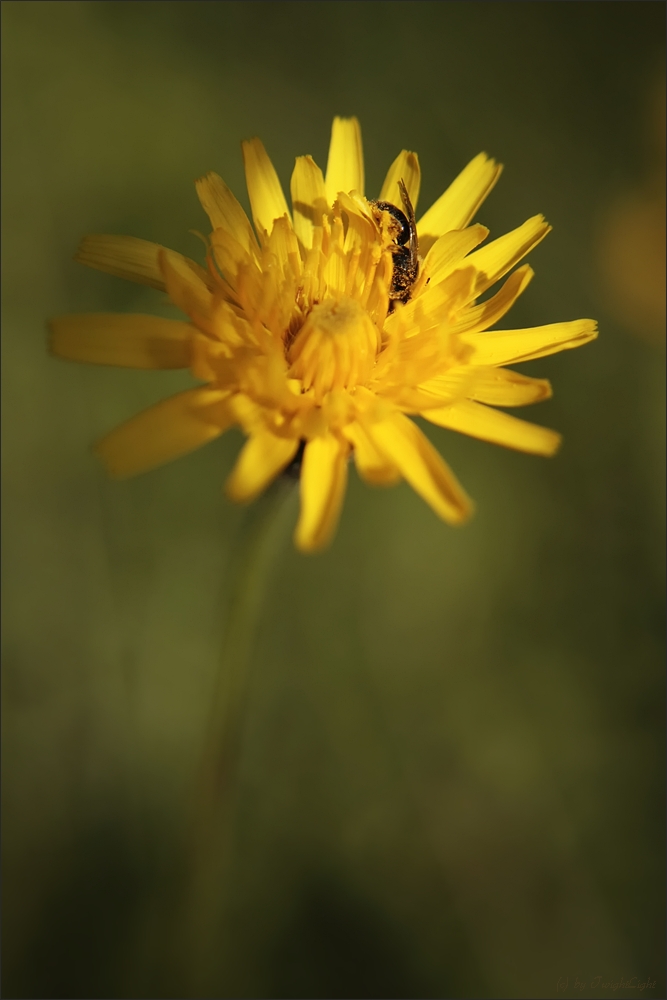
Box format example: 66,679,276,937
179,476,298,992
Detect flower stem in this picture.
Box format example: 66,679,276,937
179,475,298,992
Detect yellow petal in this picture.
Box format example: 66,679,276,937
195,172,259,256
325,116,364,204
225,431,299,503
242,137,291,239
337,191,376,257
386,264,477,336
468,367,552,406
226,391,269,434
460,319,598,366
267,213,302,277
75,235,212,291
49,314,193,369
423,400,561,456
337,189,374,225
159,249,214,331
210,228,256,287
417,153,503,254
450,264,534,334
422,224,489,285
295,434,349,551
365,412,473,524
464,216,550,292
95,388,231,479
290,155,328,251
421,366,552,407
322,246,347,300
191,331,227,383
343,421,401,485
379,151,421,212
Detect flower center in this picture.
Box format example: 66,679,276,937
287,297,379,400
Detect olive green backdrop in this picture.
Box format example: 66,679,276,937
2,3,665,998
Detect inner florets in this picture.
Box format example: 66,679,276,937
287,297,379,400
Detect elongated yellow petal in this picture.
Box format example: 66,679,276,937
423,399,561,456
75,235,212,291
159,249,214,331
295,434,349,551
226,391,269,434
420,366,552,407
386,264,477,336
343,421,401,485
325,116,364,203
49,314,193,369
422,225,489,285
290,155,328,251
95,388,231,479
365,413,473,524
242,137,291,238
450,264,534,334
460,319,598,366
267,213,302,277
417,153,503,254
209,228,255,287
226,432,299,503
468,367,552,406
464,215,550,292
195,172,259,256
379,151,421,212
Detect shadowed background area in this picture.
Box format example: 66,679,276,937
1,2,665,998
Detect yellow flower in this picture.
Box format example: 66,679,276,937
50,117,597,552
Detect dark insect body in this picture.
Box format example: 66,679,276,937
371,179,420,309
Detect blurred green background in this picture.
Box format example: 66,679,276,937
2,3,665,998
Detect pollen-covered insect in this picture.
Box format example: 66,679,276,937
370,178,420,307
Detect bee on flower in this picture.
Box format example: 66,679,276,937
50,117,597,551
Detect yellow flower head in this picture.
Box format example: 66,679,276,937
50,117,597,552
